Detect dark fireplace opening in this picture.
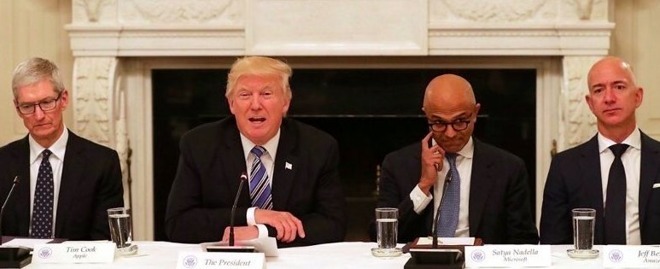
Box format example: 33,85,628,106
152,67,536,241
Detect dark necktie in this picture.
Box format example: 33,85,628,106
249,146,273,209
31,149,54,238
605,143,628,244
436,153,460,237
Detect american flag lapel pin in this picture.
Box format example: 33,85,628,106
285,162,293,170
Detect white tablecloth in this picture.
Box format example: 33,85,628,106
22,241,619,268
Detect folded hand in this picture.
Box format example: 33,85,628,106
255,209,305,243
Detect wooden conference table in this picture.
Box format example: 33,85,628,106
20,241,622,268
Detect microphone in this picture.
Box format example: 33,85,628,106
0,176,32,269
206,172,254,253
229,172,248,246
432,169,453,248
1,176,20,245
404,171,462,268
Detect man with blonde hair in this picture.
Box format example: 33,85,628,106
166,56,346,247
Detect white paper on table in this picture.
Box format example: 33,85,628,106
416,237,475,245
201,237,279,257
1,238,52,249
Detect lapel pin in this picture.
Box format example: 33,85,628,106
285,162,293,170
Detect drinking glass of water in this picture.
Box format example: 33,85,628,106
371,207,402,257
107,207,137,255
567,208,598,259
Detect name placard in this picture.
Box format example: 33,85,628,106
176,252,265,269
32,242,116,264
465,245,551,267
602,246,660,268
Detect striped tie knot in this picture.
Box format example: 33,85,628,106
251,146,266,158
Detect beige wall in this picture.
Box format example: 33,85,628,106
0,0,72,146
612,0,660,138
0,0,658,145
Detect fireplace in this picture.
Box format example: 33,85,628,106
149,63,536,240
66,1,613,240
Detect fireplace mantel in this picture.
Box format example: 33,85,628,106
66,0,613,240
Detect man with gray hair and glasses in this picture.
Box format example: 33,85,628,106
0,57,124,240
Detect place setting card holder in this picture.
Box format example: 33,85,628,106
403,237,483,269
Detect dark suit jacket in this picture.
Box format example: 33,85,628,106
540,131,660,244
372,139,539,244
165,117,346,247
0,131,124,240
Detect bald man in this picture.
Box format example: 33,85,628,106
371,74,539,244
541,56,660,245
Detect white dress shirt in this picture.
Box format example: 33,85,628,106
28,127,69,236
239,130,280,238
597,128,641,245
410,137,474,237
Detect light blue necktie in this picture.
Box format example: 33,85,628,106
249,146,273,209
436,153,460,237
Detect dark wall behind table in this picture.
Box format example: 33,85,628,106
152,68,536,241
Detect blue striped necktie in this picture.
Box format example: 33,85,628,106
249,146,273,209
31,149,54,238
436,153,460,237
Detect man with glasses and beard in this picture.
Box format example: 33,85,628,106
0,57,124,240
372,74,538,244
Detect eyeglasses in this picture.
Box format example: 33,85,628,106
428,119,471,132
15,92,63,115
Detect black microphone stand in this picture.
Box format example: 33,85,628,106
206,172,254,253
432,171,453,248
0,176,32,268
229,173,248,246
405,170,463,269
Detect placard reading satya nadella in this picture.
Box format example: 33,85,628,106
465,245,551,267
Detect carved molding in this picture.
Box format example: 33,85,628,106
560,56,599,151
68,0,613,57
121,0,241,24
73,57,117,147
74,0,117,23
73,0,241,24
430,0,606,23
439,0,548,22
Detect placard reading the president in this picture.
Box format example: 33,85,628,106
176,252,265,269
465,245,551,267
602,245,660,268
32,242,115,264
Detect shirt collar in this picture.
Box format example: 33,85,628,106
456,137,475,160
240,129,281,160
29,127,69,164
597,127,641,154
431,136,475,160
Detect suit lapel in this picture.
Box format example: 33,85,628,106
11,136,32,236
638,132,660,228
468,140,496,235
578,136,606,243
56,132,86,236
272,119,298,210
220,119,251,206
